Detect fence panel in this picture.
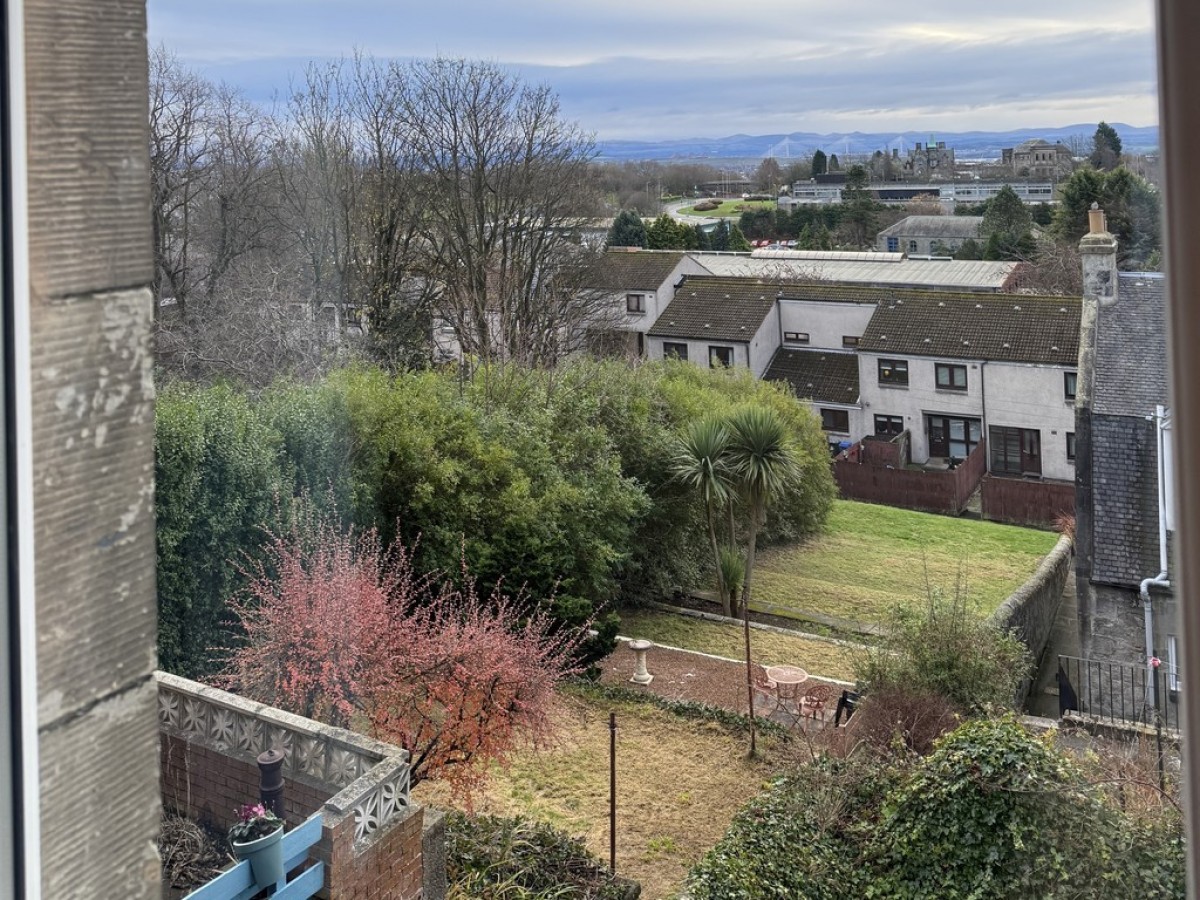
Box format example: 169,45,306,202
1057,654,1180,732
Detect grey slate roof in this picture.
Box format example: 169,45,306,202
648,276,778,342
858,291,1080,365
1091,415,1161,586
1093,274,1168,417
877,216,984,240
590,249,687,292
764,348,860,405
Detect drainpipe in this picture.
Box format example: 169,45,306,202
1140,405,1171,697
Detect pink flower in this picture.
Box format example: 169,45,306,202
1150,656,1162,669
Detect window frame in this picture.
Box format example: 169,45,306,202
708,345,734,369
662,341,688,361
990,425,1042,476
877,357,909,386
820,408,850,432
842,335,860,348
1064,370,1077,401
625,292,646,314
1066,431,1076,462
874,414,904,436
935,362,968,391
783,331,810,344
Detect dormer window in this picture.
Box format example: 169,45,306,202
626,293,646,314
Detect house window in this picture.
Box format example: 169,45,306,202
1064,371,1077,401
877,358,909,386
908,240,918,253
709,345,734,368
626,293,646,314
935,363,968,391
990,426,1042,476
1066,432,1076,462
1167,635,1181,693
928,415,981,459
887,237,899,252
842,335,860,348
784,331,810,344
874,414,904,436
663,342,688,361
820,408,850,432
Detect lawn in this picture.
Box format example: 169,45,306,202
753,499,1060,628
413,690,785,900
618,608,859,682
678,199,776,218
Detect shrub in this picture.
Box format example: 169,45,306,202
855,587,1029,712
444,812,632,900
844,686,960,756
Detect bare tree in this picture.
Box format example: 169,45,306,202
397,58,603,367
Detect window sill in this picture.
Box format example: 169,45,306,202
877,382,909,389
935,387,969,394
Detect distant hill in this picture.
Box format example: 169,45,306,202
595,124,1159,163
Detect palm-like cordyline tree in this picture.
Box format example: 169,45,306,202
725,405,799,755
671,417,737,616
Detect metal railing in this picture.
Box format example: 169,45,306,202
1057,654,1181,732
185,813,325,900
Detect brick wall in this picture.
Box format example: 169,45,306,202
320,806,426,900
980,474,1075,527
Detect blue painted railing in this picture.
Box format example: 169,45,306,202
185,813,325,900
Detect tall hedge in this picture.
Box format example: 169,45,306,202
155,361,836,675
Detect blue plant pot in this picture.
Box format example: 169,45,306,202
232,825,284,887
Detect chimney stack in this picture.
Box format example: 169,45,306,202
1080,202,1118,309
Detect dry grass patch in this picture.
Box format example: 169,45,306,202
618,608,859,681
414,691,784,900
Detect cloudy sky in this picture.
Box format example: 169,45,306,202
147,0,1158,142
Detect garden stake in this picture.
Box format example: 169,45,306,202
609,711,617,872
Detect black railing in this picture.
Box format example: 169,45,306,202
1057,654,1181,732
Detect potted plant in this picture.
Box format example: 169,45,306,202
229,803,285,887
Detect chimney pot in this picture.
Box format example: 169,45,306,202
1088,204,1107,234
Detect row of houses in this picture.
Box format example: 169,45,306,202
598,249,1079,484
598,222,1178,718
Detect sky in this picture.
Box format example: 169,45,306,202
147,0,1159,143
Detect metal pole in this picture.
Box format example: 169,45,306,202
609,712,617,873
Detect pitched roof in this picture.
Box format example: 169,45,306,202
877,215,983,240
858,291,1080,364
764,348,860,405
695,253,1018,291
1093,273,1168,417
647,276,777,341
589,249,687,292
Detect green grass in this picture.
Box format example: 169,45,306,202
754,499,1059,628
617,608,859,681
679,199,776,218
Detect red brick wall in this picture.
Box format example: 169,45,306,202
159,735,327,830
321,807,426,900
160,732,430,899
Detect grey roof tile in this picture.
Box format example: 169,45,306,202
589,249,687,291
764,348,860,404
648,276,777,341
1093,274,1169,417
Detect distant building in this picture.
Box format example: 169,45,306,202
902,140,955,179
1002,139,1075,179
875,215,984,255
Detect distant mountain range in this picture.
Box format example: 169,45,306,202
595,123,1159,163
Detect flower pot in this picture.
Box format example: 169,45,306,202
232,824,285,887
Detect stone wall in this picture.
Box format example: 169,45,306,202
991,534,1074,705
23,0,161,896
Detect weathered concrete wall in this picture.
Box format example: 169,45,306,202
24,0,159,896
992,534,1073,705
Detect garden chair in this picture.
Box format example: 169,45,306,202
799,683,836,726
752,666,779,716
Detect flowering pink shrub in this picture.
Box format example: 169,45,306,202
220,505,584,798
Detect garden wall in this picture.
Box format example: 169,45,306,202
981,474,1075,527
833,438,984,515
990,534,1073,705
156,672,444,900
